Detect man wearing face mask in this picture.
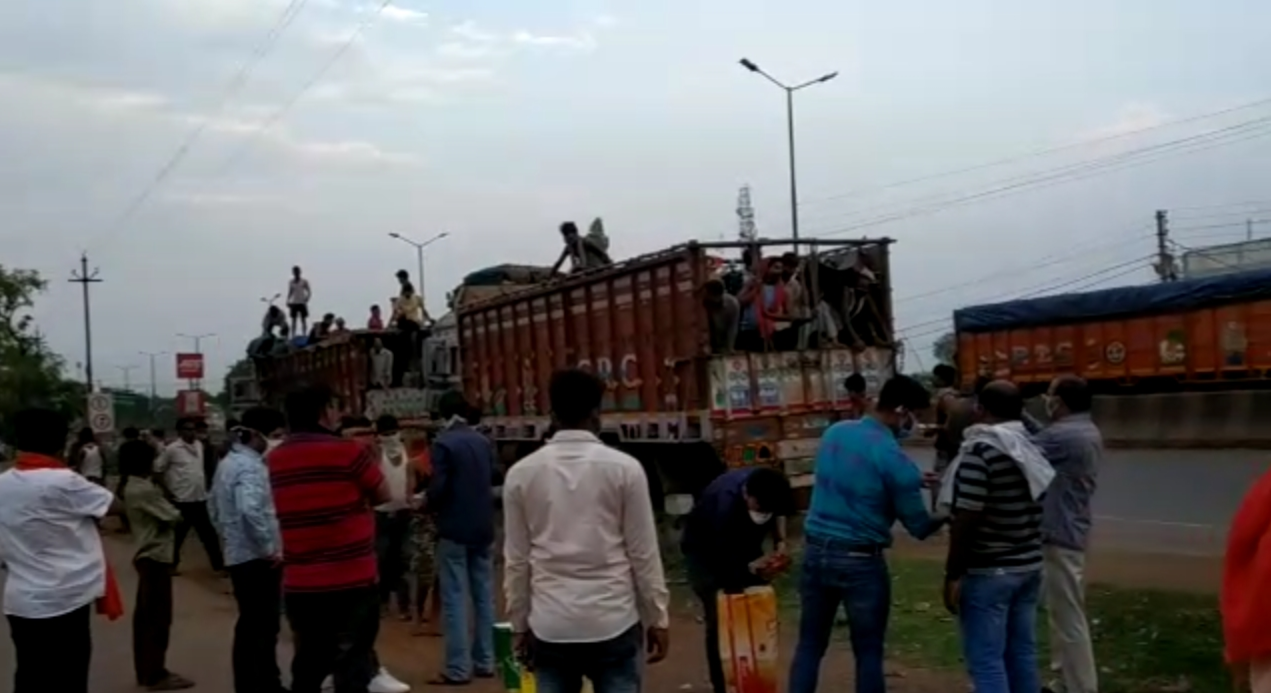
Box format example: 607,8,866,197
209,406,289,693
373,415,414,620
682,466,795,693
788,374,943,693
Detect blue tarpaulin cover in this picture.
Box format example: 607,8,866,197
953,267,1271,333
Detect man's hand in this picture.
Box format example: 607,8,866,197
513,631,534,670
645,627,669,664
942,578,961,615
774,540,788,557
921,471,941,489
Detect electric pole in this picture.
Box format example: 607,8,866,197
115,365,138,392
1154,210,1178,282
69,254,103,393
139,351,165,409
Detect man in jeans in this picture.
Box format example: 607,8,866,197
1034,376,1101,693
426,391,498,685
270,385,391,693
504,369,670,693
209,406,288,693
788,375,943,693
942,380,1053,693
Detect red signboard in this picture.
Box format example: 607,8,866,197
175,390,207,417
176,353,204,380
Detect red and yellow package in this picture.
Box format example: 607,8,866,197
717,586,780,693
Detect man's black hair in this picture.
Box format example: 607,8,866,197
285,383,335,429
77,427,96,444
150,427,165,439
118,437,157,478
932,364,957,386
122,426,140,440
973,375,992,396
226,418,240,431
194,418,209,431
375,414,400,434
549,368,604,428
844,373,867,396
438,390,469,421
703,278,725,297
396,269,409,280
292,265,301,274
876,375,932,412
241,407,285,437
1052,375,1092,414
176,416,201,431
745,466,795,516
12,408,69,456
465,404,482,426
979,380,1023,421
560,221,579,236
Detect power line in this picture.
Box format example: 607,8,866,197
807,116,1271,237
799,96,1271,208
86,0,314,252
212,0,394,177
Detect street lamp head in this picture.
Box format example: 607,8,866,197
739,58,760,72
389,232,402,239
818,71,839,83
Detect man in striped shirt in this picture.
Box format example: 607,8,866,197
270,385,391,693
944,380,1049,693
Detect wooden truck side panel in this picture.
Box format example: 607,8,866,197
957,298,1271,387
459,248,706,419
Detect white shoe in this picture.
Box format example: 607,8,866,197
370,667,411,693
321,675,334,691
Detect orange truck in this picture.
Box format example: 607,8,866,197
456,238,897,508
954,267,1271,394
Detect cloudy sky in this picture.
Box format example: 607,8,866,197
3,0,1270,394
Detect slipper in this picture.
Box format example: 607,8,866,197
426,675,471,686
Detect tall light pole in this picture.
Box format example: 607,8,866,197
388,232,450,311
115,364,138,392
139,350,166,410
739,58,838,251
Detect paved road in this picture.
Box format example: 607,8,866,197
912,447,1269,556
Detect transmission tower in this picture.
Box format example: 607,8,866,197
736,185,757,242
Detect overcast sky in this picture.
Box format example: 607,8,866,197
3,0,1270,394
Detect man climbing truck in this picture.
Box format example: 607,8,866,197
454,237,898,510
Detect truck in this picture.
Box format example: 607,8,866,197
455,237,897,509
953,266,1271,395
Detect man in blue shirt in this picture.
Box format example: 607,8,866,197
682,466,795,693
788,375,943,693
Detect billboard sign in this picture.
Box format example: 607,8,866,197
176,353,205,380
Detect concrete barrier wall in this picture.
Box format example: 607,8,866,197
1092,391,1271,449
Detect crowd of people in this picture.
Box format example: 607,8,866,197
0,356,1116,693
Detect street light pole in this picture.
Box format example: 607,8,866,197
139,350,166,410
388,232,450,312
739,58,838,252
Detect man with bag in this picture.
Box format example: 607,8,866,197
681,466,795,693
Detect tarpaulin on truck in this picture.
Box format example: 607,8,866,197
953,266,1271,333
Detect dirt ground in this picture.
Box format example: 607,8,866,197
0,526,1219,693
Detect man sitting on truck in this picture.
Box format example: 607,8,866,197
702,278,740,354
550,221,611,274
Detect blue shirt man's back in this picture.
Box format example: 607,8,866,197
805,417,939,545
427,423,497,547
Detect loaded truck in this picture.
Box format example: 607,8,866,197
953,266,1271,395
455,238,897,509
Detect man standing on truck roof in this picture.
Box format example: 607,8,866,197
287,266,312,337
788,375,943,693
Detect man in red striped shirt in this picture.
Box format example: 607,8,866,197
269,385,391,693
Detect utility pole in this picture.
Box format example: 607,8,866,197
1154,210,1178,282
68,254,103,393
115,365,138,392
139,350,166,411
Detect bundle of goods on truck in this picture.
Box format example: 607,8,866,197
953,266,1271,390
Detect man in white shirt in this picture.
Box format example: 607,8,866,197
370,338,395,389
287,265,312,337
155,416,225,574
0,408,120,693
503,368,670,693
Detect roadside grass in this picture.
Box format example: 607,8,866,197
668,546,1228,693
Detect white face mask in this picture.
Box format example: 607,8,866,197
749,510,773,525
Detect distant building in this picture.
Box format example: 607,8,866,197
1181,237,1271,279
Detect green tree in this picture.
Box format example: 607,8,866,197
932,331,956,366
0,265,81,435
